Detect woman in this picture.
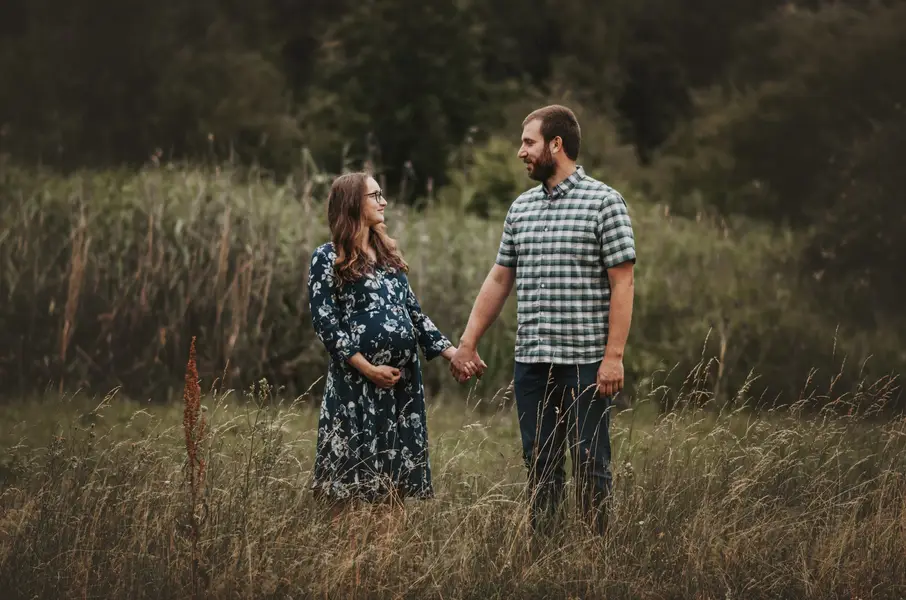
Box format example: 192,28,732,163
308,172,476,508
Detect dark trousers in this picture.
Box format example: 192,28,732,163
514,361,613,534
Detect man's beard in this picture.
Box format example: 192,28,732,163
526,147,556,183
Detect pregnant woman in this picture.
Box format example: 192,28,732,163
308,172,478,511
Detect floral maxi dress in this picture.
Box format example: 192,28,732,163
307,242,452,501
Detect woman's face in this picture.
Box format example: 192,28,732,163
361,177,387,228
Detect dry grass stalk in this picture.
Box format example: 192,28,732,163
225,257,253,364
214,204,232,331
60,208,90,370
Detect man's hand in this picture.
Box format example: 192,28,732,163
451,345,487,383
596,356,624,397
442,345,473,381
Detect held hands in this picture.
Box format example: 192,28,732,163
363,346,485,389
446,345,487,383
596,355,624,397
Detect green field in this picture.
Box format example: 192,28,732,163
1,370,904,599
1,162,905,598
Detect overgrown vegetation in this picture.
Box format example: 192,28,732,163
0,350,903,599
1,162,900,407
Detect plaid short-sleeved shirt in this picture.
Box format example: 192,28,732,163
495,166,636,364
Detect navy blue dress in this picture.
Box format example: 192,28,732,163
307,242,452,501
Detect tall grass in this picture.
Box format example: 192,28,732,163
0,161,902,406
0,351,904,599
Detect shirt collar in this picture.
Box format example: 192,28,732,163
544,165,586,199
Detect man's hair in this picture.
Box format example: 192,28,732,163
522,104,581,160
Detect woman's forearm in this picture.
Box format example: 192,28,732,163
346,353,375,377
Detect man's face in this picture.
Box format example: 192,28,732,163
518,119,556,183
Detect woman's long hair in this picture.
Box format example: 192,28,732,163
327,172,409,285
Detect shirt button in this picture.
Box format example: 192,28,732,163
544,227,548,232
540,284,545,288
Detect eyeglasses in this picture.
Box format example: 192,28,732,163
365,190,386,203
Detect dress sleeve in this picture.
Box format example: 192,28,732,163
308,246,359,362
404,279,452,361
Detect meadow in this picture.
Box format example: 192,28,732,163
1,348,904,599
1,162,905,598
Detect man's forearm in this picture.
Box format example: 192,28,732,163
459,269,514,350
604,280,634,360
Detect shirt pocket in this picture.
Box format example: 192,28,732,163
567,222,600,266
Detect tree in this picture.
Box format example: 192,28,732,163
300,0,489,197
804,114,906,322
0,0,299,169
652,2,906,322
657,2,906,224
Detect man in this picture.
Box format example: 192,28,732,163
451,105,636,535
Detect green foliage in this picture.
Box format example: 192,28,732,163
299,0,489,192
659,2,906,223
0,164,900,407
803,113,906,320
437,94,643,217
650,2,906,319
437,136,528,218
0,1,297,167
0,0,797,182
153,16,302,167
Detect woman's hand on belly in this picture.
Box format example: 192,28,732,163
365,365,402,389
345,352,401,389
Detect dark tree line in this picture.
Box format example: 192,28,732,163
2,0,905,326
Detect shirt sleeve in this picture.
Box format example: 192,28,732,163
495,208,518,268
404,279,452,361
307,246,360,362
596,191,637,269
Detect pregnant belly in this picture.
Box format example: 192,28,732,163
348,309,417,368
